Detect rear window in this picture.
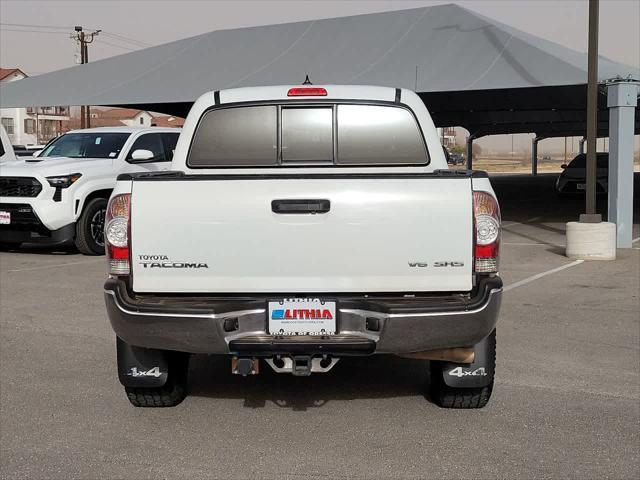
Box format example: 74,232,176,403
282,107,333,163
188,106,277,166
187,103,428,167
337,105,427,164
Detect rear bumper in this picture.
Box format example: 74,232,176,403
556,177,607,193
104,276,502,356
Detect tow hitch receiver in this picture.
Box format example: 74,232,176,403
292,356,312,376
265,355,339,375
232,357,259,376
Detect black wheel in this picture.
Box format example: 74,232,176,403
124,352,189,408
75,197,107,255
0,242,22,251
430,330,496,409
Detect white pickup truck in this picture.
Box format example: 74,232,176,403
104,85,502,409
0,127,180,254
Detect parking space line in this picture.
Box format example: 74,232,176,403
7,259,104,273
632,236,640,244
503,242,565,246
504,259,584,292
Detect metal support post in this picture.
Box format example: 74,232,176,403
607,80,638,248
531,136,541,175
466,134,475,170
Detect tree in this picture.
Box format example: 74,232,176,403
472,143,483,159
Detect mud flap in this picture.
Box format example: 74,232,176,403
116,337,169,388
438,330,496,389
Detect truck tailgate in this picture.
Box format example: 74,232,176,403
130,176,473,293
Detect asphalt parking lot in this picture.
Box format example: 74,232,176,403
1,173,638,479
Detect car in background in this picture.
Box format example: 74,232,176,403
0,126,180,253
449,152,466,165
0,125,17,164
555,153,608,193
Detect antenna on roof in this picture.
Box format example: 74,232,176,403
302,75,313,85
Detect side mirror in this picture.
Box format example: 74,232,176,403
560,164,568,169
32,150,42,157
130,149,154,161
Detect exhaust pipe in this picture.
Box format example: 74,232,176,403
398,347,474,364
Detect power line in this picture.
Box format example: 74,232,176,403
1,28,146,53
1,22,152,47
0,28,69,35
100,31,152,48
0,22,71,31
94,39,138,51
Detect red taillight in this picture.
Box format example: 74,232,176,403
287,87,327,97
105,193,131,275
473,191,501,273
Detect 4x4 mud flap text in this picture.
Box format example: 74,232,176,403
438,330,495,388
116,337,169,388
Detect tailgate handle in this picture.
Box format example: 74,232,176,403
271,199,330,214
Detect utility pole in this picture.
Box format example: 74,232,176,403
511,134,514,159
71,26,101,129
582,0,600,222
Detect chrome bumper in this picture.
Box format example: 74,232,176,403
104,277,502,355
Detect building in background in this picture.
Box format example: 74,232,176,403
0,68,70,146
150,115,185,128
437,127,457,149
97,108,154,127
61,108,184,131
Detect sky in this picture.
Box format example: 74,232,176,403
1,0,639,153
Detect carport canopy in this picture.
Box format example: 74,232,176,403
0,3,637,139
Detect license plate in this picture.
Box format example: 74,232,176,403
576,183,586,190
268,298,336,336
0,211,10,225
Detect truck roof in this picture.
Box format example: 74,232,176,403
66,126,181,134
209,85,403,105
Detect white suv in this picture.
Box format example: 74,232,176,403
0,127,180,254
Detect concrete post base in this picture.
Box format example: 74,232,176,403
565,221,616,260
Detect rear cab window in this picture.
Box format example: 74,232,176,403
187,102,428,168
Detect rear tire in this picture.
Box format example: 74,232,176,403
75,197,107,255
124,352,189,408
430,330,496,409
430,382,494,409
